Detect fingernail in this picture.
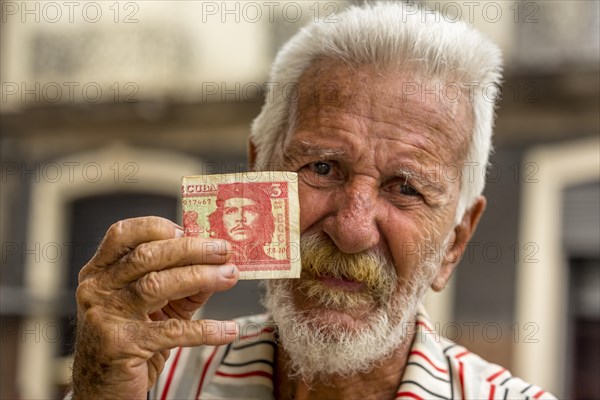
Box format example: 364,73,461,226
219,264,237,278
205,240,230,255
175,228,184,238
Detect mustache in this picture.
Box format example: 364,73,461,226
230,224,248,232
298,233,397,307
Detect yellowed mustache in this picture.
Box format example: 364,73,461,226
297,234,397,308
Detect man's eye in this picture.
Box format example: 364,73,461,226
384,179,421,198
398,183,419,196
312,162,332,175
298,161,341,188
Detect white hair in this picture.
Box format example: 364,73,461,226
250,1,503,223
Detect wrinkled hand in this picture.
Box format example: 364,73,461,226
71,217,239,399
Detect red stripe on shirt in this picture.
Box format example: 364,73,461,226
240,327,275,340
160,347,183,400
194,346,219,399
533,389,546,399
488,384,496,400
459,361,465,400
487,368,506,383
215,370,273,379
416,320,435,333
409,350,448,373
455,350,470,359
396,391,424,400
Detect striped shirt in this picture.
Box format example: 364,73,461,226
150,309,557,400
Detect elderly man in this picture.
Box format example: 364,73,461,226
70,3,555,399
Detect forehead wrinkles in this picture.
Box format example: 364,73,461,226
290,58,473,166
294,58,372,131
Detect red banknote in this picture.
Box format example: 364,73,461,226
182,172,301,279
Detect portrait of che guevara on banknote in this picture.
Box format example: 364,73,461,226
181,172,301,279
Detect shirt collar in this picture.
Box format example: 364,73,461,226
204,309,452,399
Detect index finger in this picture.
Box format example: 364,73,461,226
91,217,183,267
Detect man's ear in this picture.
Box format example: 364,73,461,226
431,196,487,292
248,138,258,171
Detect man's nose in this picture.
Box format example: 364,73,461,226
322,179,381,253
236,210,246,222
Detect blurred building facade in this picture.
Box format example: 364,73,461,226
1,1,598,398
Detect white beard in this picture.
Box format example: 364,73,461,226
261,233,442,382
